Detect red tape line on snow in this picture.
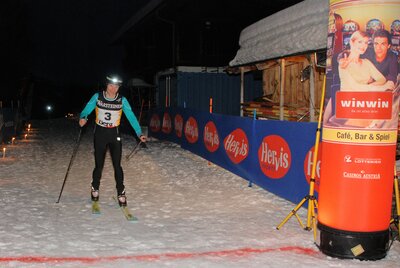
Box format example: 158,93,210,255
0,246,319,264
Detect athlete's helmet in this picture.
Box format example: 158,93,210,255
106,75,123,86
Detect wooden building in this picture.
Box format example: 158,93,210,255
228,0,329,122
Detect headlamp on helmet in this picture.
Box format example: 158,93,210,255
106,75,123,86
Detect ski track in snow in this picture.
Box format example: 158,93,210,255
0,118,399,268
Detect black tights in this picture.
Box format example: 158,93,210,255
92,126,124,195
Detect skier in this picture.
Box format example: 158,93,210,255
79,74,146,207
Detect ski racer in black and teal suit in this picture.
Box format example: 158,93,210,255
79,75,146,206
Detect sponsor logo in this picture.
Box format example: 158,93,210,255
343,155,382,164
343,170,381,180
336,91,392,119
96,99,122,110
98,120,114,128
149,114,161,132
224,128,249,164
184,117,199,143
161,113,172,134
174,114,183,138
354,158,381,164
303,145,321,191
204,121,219,152
258,135,291,179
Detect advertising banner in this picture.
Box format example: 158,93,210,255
319,0,400,260
149,107,318,206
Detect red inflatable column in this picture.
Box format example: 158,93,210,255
318,0,400,260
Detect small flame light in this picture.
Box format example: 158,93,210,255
11,137,15,145
2,148,5,158
28,123,31,129
24,134,28,139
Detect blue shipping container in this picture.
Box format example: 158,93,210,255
156,66,263,116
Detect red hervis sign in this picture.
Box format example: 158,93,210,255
258,135,291,179
174,114,183,138
224,128,249,164
161,112,172,134
203,121,219,153
184,116,199,144
303,145,322,192
149,114,161,133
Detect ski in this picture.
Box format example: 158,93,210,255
120,206,138,221
92,201,101,214
113,196,138,221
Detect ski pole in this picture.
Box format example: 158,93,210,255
56,127,83,203
126,141,142,160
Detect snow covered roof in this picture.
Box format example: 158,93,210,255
229,0,329,67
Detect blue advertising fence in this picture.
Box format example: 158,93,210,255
149,107,319,204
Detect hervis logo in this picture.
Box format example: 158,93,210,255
174,114,183,138
258,135,291,179
224,128,249,164
184,116,199,143
149,114,161,132
161,113,172,134
203,121,219,152
303,145,322,192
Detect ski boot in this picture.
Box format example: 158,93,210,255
117,191,127,207
91,187,99,201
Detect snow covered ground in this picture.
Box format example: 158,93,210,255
0,118,399,268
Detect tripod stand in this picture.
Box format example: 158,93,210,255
276,74,326,241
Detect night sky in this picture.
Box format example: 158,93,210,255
2,0,145,88
1,0,147,116
1,0,302,117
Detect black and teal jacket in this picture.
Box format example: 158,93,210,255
80,91,142,136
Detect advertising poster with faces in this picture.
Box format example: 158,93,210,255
319,0,400,233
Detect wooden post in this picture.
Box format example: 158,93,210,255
139,99,145,124
240,67,244,117
279,59,286,121
207,98,212,166
165,76,170,107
